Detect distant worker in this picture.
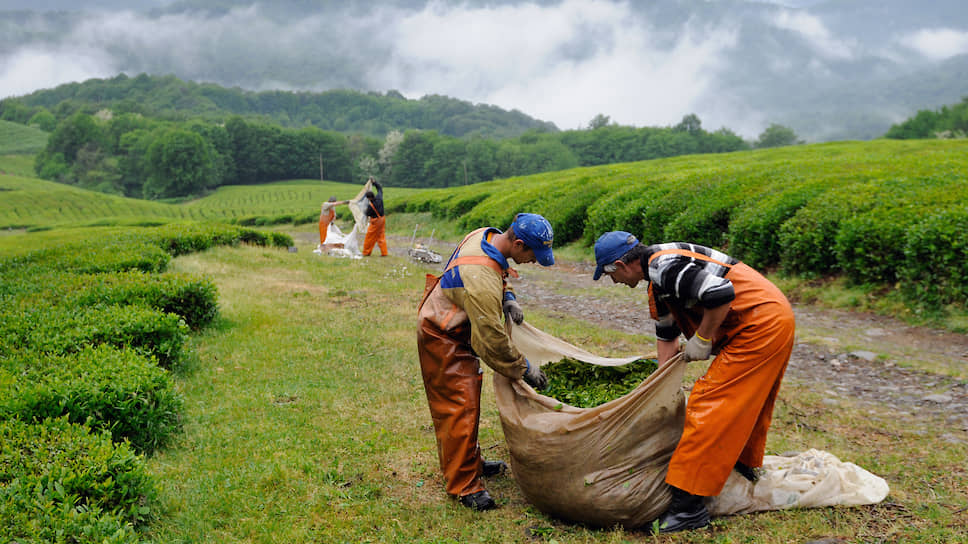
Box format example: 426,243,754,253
362,177,388,257
317,196,349,249
592,232,795,533
417,213,555,511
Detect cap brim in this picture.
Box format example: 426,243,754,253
593,264,605,280
534,246,554,267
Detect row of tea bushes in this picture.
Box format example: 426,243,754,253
0,346,182,454
0,418,153,543
0,222,292,541
393,140,968,309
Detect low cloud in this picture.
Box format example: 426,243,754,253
371,0,740,130
769,10,857,60
0,46,117,99
900,28,968,61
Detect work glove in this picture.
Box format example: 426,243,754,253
683,334,713,362
503,299,524,325
523,360,548,390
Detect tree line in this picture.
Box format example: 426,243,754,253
20,109,766,198
885,96,968,139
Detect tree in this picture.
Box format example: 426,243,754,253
377,130,404,182
755,124,800,148
143,129,214,199
587,114,612,130
674,114,702,135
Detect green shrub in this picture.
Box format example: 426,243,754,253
834,208,913,285
778,183,883,276
2,304,189,368
69,271,219,330
728,183,825,268
0,418,155,541
900,206,968,308
268,231,294,248
4,241,171,275
0,346,183,454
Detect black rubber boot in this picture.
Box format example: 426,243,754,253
735,461,760,483
482,460,507,477
656,486,710,533
459,490,497,511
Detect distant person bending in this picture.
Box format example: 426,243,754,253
318,196,349,248
362,178,388,257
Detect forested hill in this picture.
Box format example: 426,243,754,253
8,73,558,139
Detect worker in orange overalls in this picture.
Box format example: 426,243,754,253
417,213,555,511
317,196,349,249
593,232,795,533
362,178,388,256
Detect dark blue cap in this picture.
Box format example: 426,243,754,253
511,213,554,266
593,231,638,280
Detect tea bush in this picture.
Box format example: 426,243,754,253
899,206,968,308
0,345,183,454
1,304,189,368
0,417,155,542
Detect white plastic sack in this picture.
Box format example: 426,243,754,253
499,322,889,527
313,180,372,259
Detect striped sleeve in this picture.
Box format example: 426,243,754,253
647,243,736,309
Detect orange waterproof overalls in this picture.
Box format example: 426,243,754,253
362,202,388,256
650,248,796,498
318,207,335,245
416,230,516,498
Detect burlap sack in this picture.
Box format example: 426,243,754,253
497,322,889,529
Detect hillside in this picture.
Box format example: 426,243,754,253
6,74,557,139
0,119,47,154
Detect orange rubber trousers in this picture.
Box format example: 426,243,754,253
417,318,487,498
363,216,388,256
665,263,795,497
318,212,333,245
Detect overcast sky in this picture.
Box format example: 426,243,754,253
2,1,967,137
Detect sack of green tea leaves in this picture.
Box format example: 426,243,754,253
495,321,685,528
496,321,889,529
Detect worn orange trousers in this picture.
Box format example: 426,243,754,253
665,263,795,497
318,220,332,245
417,318,487,498
363,216,388,256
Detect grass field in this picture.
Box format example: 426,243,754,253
0,120,48,155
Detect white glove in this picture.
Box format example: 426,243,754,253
503,299,524,325
683,334,712,362
523,360,548,390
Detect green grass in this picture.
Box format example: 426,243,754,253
0,154,37,177
126,239,965,544
0,120,48,155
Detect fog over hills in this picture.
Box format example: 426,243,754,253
1,0,966,141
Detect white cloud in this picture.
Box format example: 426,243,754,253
770,10,856,60
900,28,968,61
0,46,117,99
369,0,739,130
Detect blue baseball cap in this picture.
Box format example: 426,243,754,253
511,213,555,266
593,231,639,280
